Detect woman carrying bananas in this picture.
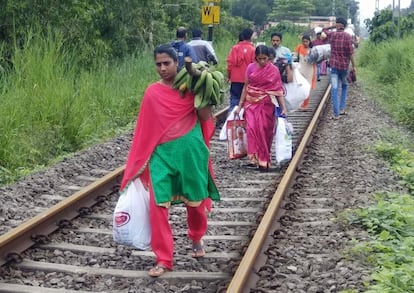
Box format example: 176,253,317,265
235,45,287,171
119,44,220,277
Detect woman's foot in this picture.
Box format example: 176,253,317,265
258,166,268,172
191,241,206,258
148,265,170,277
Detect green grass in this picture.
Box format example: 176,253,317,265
357,35,414,131
0,29,235,185
0,30,157,184
339,39,414,290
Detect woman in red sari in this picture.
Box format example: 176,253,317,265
236,45,286,171
119,44,220,277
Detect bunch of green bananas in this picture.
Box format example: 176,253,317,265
173,61,225,109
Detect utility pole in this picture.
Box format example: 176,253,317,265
332,0,336,16
375,0,379,12
397,0,401,38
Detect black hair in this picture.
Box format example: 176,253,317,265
301,34,312,48
336,17,347,27
241,28,253,41
271,32,283,40
267,46,276,57
255,44,270,57
153,44,178,61
238,33,244,41
192,28,202,38
176,27,187,38
302,34,311,41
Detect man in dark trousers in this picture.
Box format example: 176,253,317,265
188,28,218,65
171,27,198,71
226,28,255,113
323,17,356,120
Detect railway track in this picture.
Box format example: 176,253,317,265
0,77,332,292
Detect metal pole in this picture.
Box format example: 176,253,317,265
392,0,395,37
398,0,401,39
208,25,213,42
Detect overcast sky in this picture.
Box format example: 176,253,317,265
359,0,411,21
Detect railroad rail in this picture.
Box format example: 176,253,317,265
0,77,331,292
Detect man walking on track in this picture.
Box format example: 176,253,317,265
188,28,218,65
171,27,198,71
323,17,356,120
226,28,255,113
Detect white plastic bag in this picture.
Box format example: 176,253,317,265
219,106,245,140
275,117,293,164
113,178,151,250
283,67,311,113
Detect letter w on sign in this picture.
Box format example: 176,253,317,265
201,5,220,25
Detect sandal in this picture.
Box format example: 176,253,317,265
243,163,257,169
339,110,347,115
148,265,170,277
191,241,206,258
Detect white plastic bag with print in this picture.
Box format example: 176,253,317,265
113,178,151,250
219,106,245,140
283,66,311,113
274,117,293,164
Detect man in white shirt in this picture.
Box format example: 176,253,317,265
271,32,292,60
188,28,218,65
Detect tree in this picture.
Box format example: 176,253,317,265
268,0,314,21
311,0,334,16
232,0,273,25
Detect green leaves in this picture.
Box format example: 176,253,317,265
342,142,414,292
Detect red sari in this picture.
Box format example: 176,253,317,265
119,82,219,270
120,82,216,196
244,62,284,168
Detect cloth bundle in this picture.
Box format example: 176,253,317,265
306,44,331,64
